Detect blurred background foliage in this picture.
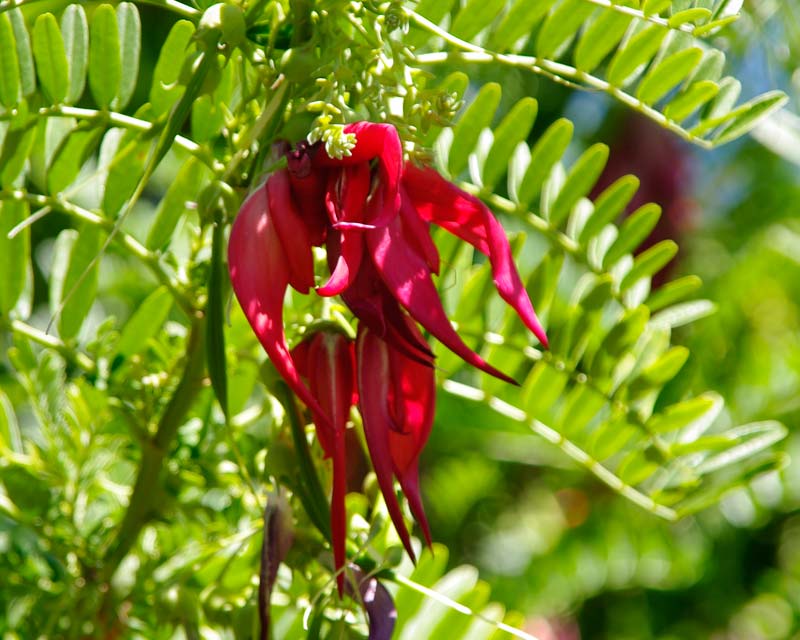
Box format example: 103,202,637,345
420,3,800,638
0,0,799,638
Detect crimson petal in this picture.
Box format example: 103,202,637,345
306,332,355,596
367,216,516,384
268,170,316,293
228,184,330,429
387,329,435,546
403,164,548,347
318,165,371,296
356,328,416,560
314,123,403,229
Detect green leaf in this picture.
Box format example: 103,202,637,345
481,97,537,191
574,9,633,74
488,0,551,51
8,9,35,97
651,300,716,329
668,7,712,26
646,275,702,312
47,124,104,194
607,25,667,88
558,382,606,439
689,49,726,85
664,80,719,122
692,14,738,37
50,224,103,340
116,286,173,358
702,76,741,122
0,390,24,454
634,346,689,387
101,126,149,218
579,175,639,244
643,0,671,14
450,0,506,41
648,396,717,435
516,118,573,209
32,13,69,103
619,240,678,291
521,362,569,421
603,305,649,357
89,4,122,109
150,20,196,117
61,4,88,104
695,422,787,475
0,120,37,187
0,200,30,315
207,216,228,417
712,91,789,145
114,2,141,110
536,0,594,59
0,13,20,108
550,143,609,225
637,47,703,105
147,157,208,249
448,82,501,177
617,450,659,486
602,203,661,268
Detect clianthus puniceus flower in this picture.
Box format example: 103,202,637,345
228,122,547,593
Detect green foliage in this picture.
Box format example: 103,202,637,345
410,0,787,147
0,0,792,638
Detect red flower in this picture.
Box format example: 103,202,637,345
228,122,548,591
292,330,355,595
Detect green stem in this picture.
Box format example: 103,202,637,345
0,106,221,172
0,190,195,316
8,320,96,373
275,382,331,541
408,12,714,148
101,316,207,579
290,0,313,45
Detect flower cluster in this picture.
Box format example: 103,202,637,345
228,122,547,592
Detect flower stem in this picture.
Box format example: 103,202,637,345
275,382,331,542
101,316,207,580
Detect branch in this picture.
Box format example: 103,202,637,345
100,315,207,579
0,190,196,316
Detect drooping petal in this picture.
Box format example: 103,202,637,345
287,142,329,245
386,325,435,547
268,169,316,293
399,192,440,275
295,331,356,597
403,164,549,347
228,184,330,429
356,327,415,561
341,259,434,365
318,164,371,296
367,215,516,384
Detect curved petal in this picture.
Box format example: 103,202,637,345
387,328,435,547
317,229,365,297
306,332,355,596
268,169,316,293
399,189,440,275
403,164,549,347
287,142,329,245
356,328,415,561
228,184,330,430
315,122,403,229
367,216,516,384
318,165,371,296
340,259,434,365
